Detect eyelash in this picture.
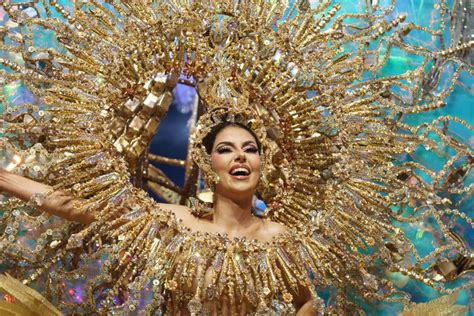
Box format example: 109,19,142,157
217,147,232,153
216,146,258,154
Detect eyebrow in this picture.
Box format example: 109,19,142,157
215,140,257,148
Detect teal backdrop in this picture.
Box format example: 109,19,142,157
1,0,472,314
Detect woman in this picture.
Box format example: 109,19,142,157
1,0,472,314
0,113,318,314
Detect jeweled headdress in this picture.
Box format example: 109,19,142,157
190,105,269,189
1,0,473,313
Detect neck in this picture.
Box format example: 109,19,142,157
212,192,255,235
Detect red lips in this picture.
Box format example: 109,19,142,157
229,164,251,177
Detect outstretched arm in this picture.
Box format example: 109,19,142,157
0,168,94,224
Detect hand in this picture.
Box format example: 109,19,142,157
0,168,94,224
40,191,94,224
296,296,326,316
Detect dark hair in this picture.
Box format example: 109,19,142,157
202,122,262,155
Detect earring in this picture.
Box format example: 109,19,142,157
259,150,268,186
201,152,218,191
203,170,220,192
208,172,220,192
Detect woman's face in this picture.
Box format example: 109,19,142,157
210,125,261,198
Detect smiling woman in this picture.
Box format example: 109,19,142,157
149,108,316,313
155,113,286,244
1,0,473,314
0,109,318,315
211,125,261,194
151,116,317,313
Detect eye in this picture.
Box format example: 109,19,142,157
244,146,258,153
216,146,232,154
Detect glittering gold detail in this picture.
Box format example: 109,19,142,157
27,188,54,208
43,96,54,105
0,0,473,314
166,280,178,291
282,292,293,304
190,107,271,192
400,292,468,316
262,287,271,296
0,274,62,316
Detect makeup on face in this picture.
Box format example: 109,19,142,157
211,126,261,193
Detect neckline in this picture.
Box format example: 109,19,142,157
156,204,292,248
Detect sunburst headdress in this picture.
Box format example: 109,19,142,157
190,75,273,195
1,0,473,312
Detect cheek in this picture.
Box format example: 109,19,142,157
210,153,229,172
250,155,262,172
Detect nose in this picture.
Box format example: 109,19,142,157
235,151,246,162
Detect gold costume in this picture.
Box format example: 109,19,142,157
0,0,473,314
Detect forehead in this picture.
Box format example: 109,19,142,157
213,126,257,146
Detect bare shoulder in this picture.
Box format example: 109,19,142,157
258,218,287,240
157,203,207,233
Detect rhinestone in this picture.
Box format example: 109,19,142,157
166,280,177,291
187,297,202,314
263,286,271,296
282,292,293,303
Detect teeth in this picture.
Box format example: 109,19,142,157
231,168,249,175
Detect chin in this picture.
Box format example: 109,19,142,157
231,186,256,195
227,184,255,194
218,181,257,197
